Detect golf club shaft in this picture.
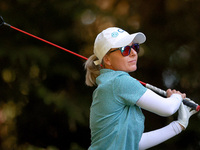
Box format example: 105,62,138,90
1,16,199,111
3,22,88,60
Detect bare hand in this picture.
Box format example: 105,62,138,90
166,89,186,99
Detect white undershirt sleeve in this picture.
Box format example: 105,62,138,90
136,89,182,116
139,121,182,150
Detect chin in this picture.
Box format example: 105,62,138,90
127,67,137,73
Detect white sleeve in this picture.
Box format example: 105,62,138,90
136,89,182,116
139,121,182,150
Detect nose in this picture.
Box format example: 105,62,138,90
130,48,137,56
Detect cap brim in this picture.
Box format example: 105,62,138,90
112,32,146,48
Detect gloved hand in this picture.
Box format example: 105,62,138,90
177,102,197,130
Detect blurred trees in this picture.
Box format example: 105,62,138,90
0,0,200,149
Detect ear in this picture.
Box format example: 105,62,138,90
103,55,112,66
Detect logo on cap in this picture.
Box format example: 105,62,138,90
118,29,124,33
111,32,119,38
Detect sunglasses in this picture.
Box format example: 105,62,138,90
109,43,140,56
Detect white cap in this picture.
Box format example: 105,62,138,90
93,27,146,65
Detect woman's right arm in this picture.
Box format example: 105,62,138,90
136,89,185,116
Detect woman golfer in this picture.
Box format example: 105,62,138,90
85,27,197,150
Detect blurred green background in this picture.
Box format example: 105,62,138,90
1,0,200,149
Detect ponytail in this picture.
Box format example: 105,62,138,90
84,54,101,87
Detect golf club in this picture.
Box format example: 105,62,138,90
0,16,199,111
0,16,87,60
0,16,4,27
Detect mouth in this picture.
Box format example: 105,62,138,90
129,60,137,63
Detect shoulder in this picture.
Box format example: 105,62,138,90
113,71,147,95
114,72,140,87
113,72,147,105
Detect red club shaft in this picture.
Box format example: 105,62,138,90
9,25,88,60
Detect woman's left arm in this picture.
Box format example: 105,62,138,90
138,121,182,150
138,102,197,150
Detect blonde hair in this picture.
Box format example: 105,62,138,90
84,54,101,87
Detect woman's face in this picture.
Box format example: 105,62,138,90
103,42,138,72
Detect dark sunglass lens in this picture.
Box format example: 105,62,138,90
121,46,131,56
132,44,140,53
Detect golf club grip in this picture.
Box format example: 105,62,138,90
182,99,197,110
145,83,199,111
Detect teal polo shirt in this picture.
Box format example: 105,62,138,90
89,69,147,150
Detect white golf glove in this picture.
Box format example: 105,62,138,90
177,102,197,129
